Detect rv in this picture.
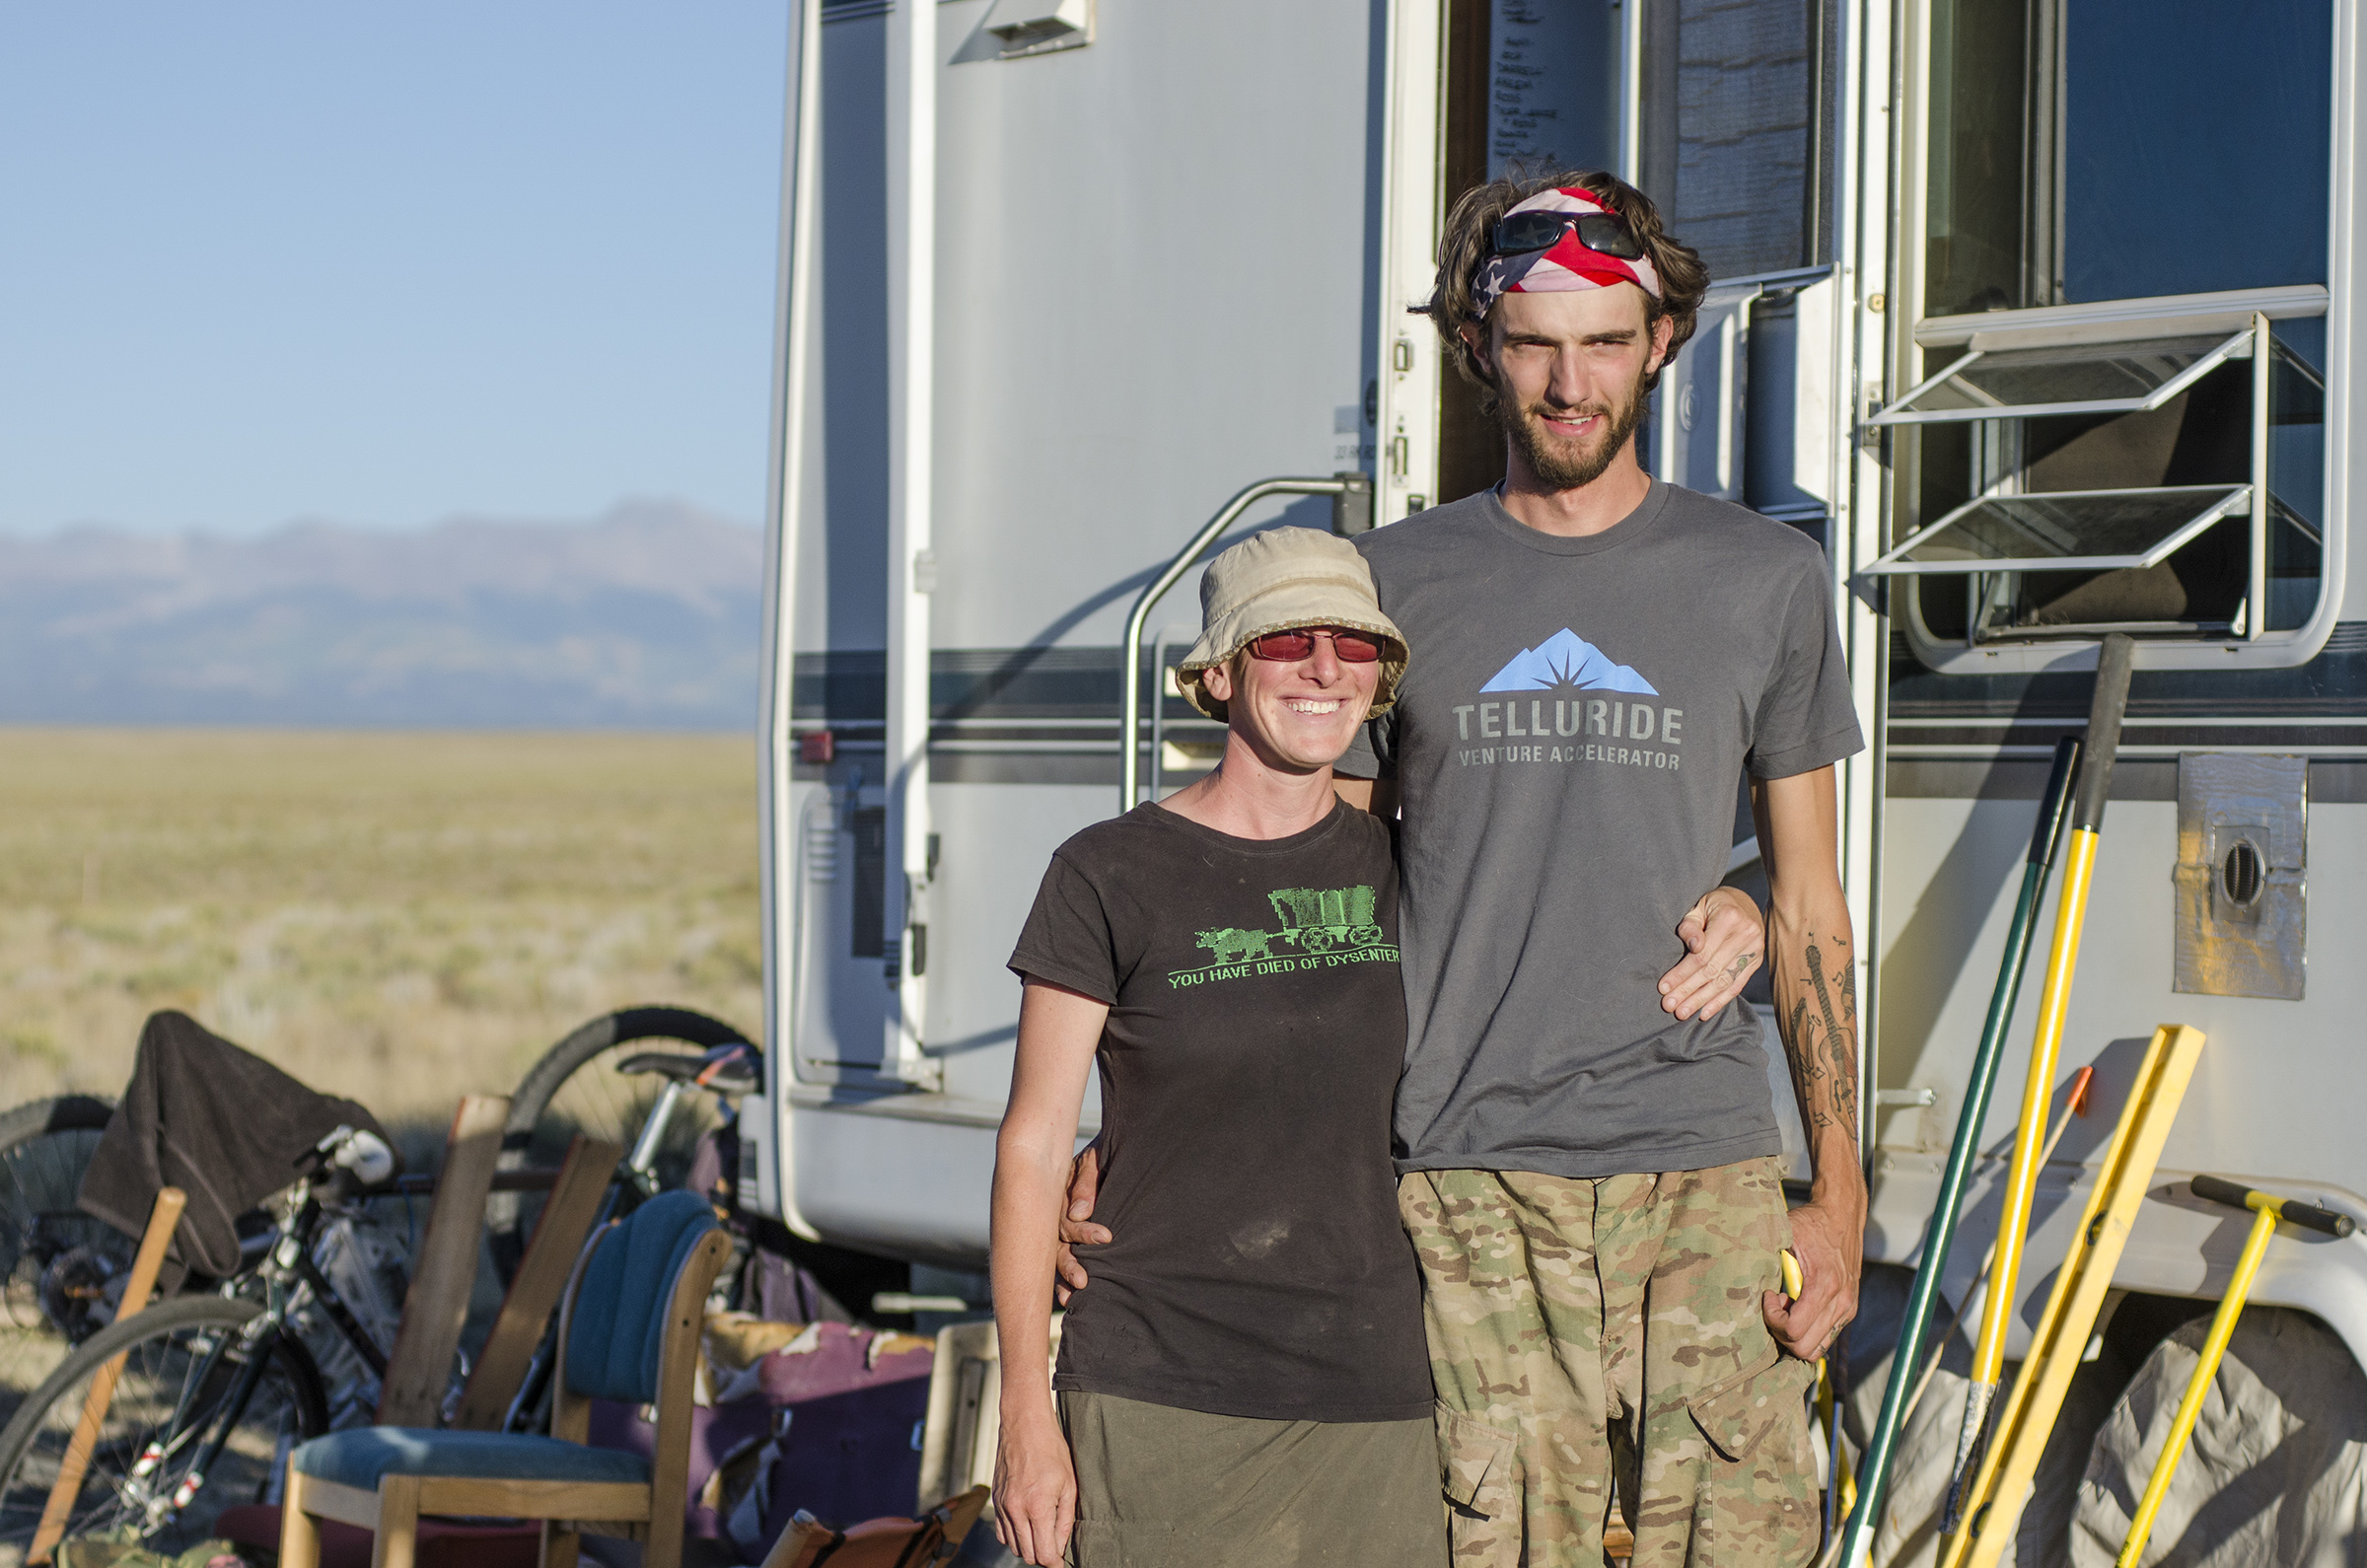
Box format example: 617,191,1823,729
741,0,2365,1549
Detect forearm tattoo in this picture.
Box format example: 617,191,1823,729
1782,930,1861,1150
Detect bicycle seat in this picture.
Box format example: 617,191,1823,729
617,1044,761,1094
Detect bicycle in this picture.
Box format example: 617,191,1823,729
0,1130,419,1565
488,1007,756,1282
510,1017,913,1340
1,1097,129,1431
490,1035,764,1435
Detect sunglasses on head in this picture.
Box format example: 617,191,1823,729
1245,626,1387,664
1491,207,1646,261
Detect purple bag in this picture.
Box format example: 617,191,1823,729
592,1322,937,1562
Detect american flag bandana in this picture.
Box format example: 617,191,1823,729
1470,186,1663,320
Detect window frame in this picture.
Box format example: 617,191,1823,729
1864,482,2255,578
1866,325,2253,427
1886,0,2352,677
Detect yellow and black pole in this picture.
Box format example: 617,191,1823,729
2113,1177,2356,1566
1944,633,2135,1535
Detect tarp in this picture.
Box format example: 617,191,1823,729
2071,1307,2367,1567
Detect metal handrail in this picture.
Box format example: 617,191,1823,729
1117,476,1363,814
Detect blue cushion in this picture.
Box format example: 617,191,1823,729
292,1427,652,1490
564,1190,718,1406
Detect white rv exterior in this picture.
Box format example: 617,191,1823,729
744,0,2367,1398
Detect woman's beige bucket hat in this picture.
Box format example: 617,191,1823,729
1174,527,1408,722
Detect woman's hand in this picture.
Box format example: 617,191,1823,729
1659,884,1764,1021
994,1409,1079,1567
992,980,1103,1566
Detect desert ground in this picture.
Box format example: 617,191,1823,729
0,727,761,1121
0,727,760,1435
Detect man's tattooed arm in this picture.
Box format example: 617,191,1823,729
1752,768,1866,1177
1753,767,1865,1357
1776,930,1860,1151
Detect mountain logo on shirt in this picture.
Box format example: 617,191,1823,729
1479,628,1658,694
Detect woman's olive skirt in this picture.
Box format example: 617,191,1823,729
1057,1390,1446,1568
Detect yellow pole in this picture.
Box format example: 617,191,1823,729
1947,633,2132,1532
2113,1201,2276,1567
1939,1025,2206,1568
1969,828,2097,1392
2114,1178,2353,1566
1943,829,2099,1521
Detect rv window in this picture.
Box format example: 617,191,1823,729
2061,0,2331,304
1902,0,2335,657
1868,330,2250,426
1868,486,2251,577
1922,0,2333,319
1896,317,2328,644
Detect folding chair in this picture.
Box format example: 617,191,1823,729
279,1190,731,1568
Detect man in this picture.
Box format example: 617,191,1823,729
1327,171,1867,1566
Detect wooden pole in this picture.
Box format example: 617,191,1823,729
375,1096,510,1428
29,1185,188,1564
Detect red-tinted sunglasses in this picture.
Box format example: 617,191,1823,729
1245,626,1386,664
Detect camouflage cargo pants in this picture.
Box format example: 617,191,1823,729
1399,1157,1819,1568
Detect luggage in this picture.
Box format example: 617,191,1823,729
759,1486,990,1568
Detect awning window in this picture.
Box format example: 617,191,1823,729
1863,484,2253,576
1866,327,2252,426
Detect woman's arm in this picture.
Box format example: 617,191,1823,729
991,977,1109,1567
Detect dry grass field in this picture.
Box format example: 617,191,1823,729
0,728,761,1120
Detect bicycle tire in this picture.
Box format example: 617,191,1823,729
1,1096,126,1423
0,1293,328,1561
489,1007,755,1278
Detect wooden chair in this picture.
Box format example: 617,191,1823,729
279,1190,731,1568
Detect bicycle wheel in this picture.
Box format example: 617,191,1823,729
490,1007,754,1276
0,1098,126,1429
0,1294,327,1564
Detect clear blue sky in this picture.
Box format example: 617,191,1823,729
0,5,789,535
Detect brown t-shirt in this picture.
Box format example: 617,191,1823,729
1008,800,1432,1424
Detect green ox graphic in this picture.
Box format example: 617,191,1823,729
1192,885,1383,965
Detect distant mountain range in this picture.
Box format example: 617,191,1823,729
0,501,763,729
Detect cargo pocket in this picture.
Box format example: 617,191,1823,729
1687,1350,1820,1566
1435,1404,1521,1568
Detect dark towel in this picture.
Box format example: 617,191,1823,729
77,1010,388,1290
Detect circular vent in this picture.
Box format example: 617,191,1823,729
2221,840,2264,906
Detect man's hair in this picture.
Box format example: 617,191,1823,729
1424,168,1710,414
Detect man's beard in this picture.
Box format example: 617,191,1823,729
1493,358,1651,491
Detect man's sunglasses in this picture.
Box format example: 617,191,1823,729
1245,626,1387,664
1491,208,1646,261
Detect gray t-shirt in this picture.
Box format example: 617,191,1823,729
1340,480,1863,1178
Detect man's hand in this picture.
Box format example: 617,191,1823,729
1764,1186,1865,1360
1659,884,1763,1021
1760,1193,1865,1364
1052,1145,1112,1306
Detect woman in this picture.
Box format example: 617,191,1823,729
990,526,1442,1568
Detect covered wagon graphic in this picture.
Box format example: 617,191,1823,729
1191,885,1384,965
1266,886,1384,951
